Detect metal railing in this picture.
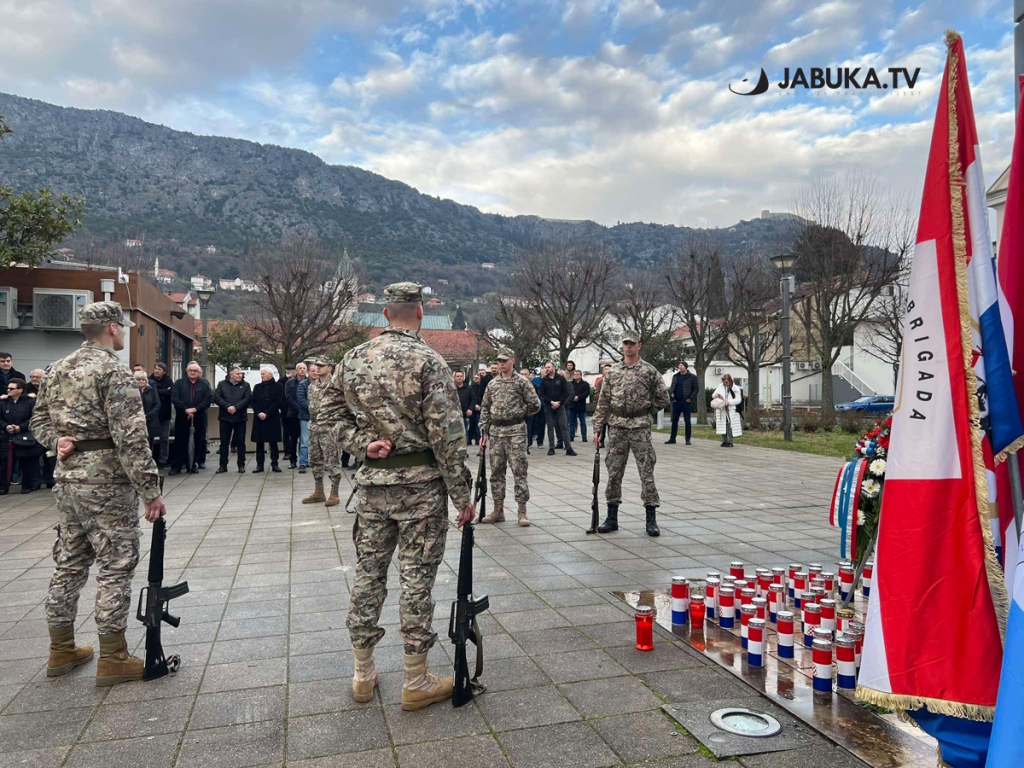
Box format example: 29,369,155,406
831,359,874,396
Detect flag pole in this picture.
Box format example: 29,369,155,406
1009,453,1024,541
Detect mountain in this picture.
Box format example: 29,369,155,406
0,92,803,284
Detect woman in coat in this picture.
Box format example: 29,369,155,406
250,367,284,473
711,374,742,447
134,371,162,459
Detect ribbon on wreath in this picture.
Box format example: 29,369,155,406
830,458,868,561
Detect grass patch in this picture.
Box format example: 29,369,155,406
654,425,853,458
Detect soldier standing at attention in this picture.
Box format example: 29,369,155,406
592,333,670,537
30,301,167,686
319,282,475,711
479,348,541,526
303,357,343,507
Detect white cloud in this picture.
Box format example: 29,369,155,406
613,0,664,28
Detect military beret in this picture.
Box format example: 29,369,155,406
495,347,514,360
383,282,423,304
79,300,135,327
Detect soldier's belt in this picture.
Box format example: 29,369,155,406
490,417,525,427
610,406,642,418
75,438,116,452
363,450,436,469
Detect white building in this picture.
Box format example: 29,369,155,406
190,274,213,291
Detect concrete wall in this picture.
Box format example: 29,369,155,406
1,328,130,372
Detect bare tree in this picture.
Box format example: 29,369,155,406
791,173,909,413
666,232,734,423
726,256,780,413
482,295,549,369
598,269,682,374
509,241,619,367
244,238,365,370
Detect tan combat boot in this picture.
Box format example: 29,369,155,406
518,501,531,527
352,647,378,703
481,498,505,524
325,482,340,507
95,632,143,687
303,482,326,504
401,651,453,711
47,624,94,677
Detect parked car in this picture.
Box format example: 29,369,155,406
835,395,895,413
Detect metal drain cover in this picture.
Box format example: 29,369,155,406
710,708,782,738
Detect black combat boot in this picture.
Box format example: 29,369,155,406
645,506,660,537
598,504,619,533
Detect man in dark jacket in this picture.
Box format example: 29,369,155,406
214,366,251,474
568,370,590,442
1,378,41,494
169,361,214,475
283,363,306,469
667,361,700,445
540,363,575,456
455,370,478,444
296,366,312,473
469,372,486,445
251,368,284,473
0,353,26,390
150,362,173,466
133,370,162,460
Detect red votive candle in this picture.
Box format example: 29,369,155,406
689,595,706,627
635,605,654,651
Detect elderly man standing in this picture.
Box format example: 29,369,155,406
214,366,251,474
251,367,284,473
479,348,541,526
169,361,213,475
320,282,474,711
593,333,670,536
31,301,167,685
303,357,342,506
284,362,307,469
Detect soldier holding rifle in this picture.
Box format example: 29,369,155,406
320,282,475,711
30,301,167,686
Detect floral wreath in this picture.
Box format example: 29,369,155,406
829,415,891,563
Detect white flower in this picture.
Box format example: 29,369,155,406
869,459,887,477
861,478,881,499
856,509,865,526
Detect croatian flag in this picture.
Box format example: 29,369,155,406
857,32,1005,742
987,532,1024,767
993,76,1024,602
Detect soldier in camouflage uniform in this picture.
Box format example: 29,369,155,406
319,282,475,711
479,348,541,527
303,357,343,507
30,301,167,685
592,333,670,537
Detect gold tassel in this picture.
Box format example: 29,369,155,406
855,686,996,722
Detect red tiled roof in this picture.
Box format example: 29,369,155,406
168,292,189,302
368,329,488,359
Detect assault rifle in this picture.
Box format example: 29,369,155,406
474,447,487,523
136,505,189,680
450,453,490,707
587,445,600,534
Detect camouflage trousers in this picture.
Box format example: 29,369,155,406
347,478,448,655
46,483,142,633
605,426,659,507
308,426,341,485
488,431,530,502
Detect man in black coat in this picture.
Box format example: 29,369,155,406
540,362,575,456
469,372,486,445
214,366,251,473
150,362,174,466
251,368,284,473
568,370,590,442
1,378,41,493
283,363,306,468
169,361,214,475
0,353,26,390
454,370,478,445
667,361,700,445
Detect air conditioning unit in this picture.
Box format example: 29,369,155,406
0,287,18,329
714,367,723,374
33,288,94,330
812,361,822,370
798,362,810,370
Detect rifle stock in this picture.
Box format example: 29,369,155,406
587,446,601,534
449,520,489,706
474,447,487,523
136,516,189,681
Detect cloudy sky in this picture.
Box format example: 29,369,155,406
0,0,1013,226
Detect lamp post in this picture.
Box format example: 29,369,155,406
196,285,215,379
771,254,799,442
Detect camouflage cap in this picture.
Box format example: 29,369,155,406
383,282,423,304
79,300,135,328
621,331,639,343
310,356,331,367
495,347,514,360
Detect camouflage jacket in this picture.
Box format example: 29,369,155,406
479,374,541,437
30,341,160,501
307,377,332,431
593,358,670,430
319,327,472,508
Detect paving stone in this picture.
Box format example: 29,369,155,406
82,696,192,741
739,744,871,768
201,657,288,693
558,675,663,717
497,721,620,768
535,589,608,608
287,709,389,760
177,720,285,768
605,642,709,673
638,667,759,703
557,603,631,625
189,685,286,729
288,678,370,717
65,732,180,768
209,635,288,664
510,626,595,656
395,734,508,768
532,649,628,684
383,701,489,745
590,710,700,762
476,656,551,692
0,747,70,768
0,706,91,751
476,685,581,731
5,677,107,714
494,608,570,633
291,748,398,768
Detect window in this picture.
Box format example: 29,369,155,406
155,326,169,370
172,333,192,380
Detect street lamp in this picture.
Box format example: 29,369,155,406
196,285,215,379
770,253,798,442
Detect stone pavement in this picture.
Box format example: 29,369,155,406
0,437,872,768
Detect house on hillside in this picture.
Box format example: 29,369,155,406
156,268,178,284
125,239,143,248
481,262,496,269
167,291,200,319
190,275,212,291
206,245,217,255
219,278,260,292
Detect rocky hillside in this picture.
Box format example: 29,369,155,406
0,92,802,282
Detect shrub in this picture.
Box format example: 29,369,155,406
799,411,821,432
837,411,863,434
